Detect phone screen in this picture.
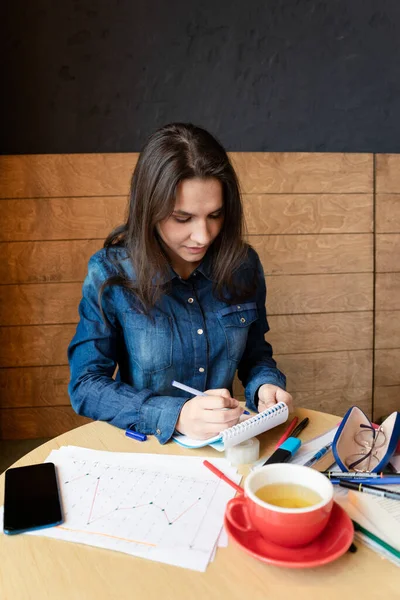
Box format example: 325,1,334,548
3,462,63,534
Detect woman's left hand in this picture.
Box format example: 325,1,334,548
257,384,293,413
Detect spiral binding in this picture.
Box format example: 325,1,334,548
222,402,287,441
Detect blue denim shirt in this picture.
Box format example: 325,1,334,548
68,246,286,444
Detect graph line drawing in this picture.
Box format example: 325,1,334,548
60,460,222,553
65,472,204,526
23,450,241,571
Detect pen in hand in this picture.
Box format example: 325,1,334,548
171,380,250,414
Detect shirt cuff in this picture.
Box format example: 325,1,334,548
138,395,189,444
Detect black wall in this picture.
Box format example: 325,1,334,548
2,0,400,154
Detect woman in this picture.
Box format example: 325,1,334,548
68,123,292,444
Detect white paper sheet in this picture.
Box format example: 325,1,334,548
1,447,241,572
251,425,339,470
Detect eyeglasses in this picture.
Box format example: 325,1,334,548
344,424,386,472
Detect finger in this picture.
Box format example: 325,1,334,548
284,395,294,412
202,406,244,424
258,399,277,411
275,390,294,412
190,422,234,438
186,428,221,440
198,416,242,436
198,395,239,410
204,388,232,400
218,416,242,430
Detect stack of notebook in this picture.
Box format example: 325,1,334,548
334,458,400,566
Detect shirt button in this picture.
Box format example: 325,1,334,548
197,329,203,335
199,367,205,373
237,305,241,310
156,428,161,435
240,317,246,323
188,298,194,303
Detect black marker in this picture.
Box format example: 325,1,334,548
290,417,309,438
262,438,301,466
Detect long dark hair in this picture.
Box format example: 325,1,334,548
101,122,254,312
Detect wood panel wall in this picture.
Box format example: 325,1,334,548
375,155,400,417
0,152,397,440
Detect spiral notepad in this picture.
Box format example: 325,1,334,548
172,402,289,451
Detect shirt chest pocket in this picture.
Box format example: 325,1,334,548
217,302,259,363
122,312,173,373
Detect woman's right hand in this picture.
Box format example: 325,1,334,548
175,388,244,439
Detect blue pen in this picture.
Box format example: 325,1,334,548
303,442,333,468
171,380,250,414
125,430,147,442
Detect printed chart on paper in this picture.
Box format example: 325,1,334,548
21,448,239,571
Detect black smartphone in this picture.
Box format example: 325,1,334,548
3,462,63,535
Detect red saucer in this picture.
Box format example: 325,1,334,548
224,501,354,569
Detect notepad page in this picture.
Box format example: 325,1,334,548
221,402,289,448
172,402,289,449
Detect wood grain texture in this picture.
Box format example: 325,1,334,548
0,197,126,242
233,350,372,393
0,154,137,198
375,311,400,349
0,283,81,326
375,234,400,272
373,386,400,419
376,194,400,233
267,273,373,315
231,153,372,194
0,153,372,198
0,325,76,367
374,349,400,386
0,407,91,440
375,273,400,311
290,388,372,418
244,194,373,234
0,240,101,284
276,350,372,391
268,312,372,354
1,194,373,242
376,154,400,193
0,366,70,407
251,234,373,275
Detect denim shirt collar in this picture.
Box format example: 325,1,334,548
163,249,214,283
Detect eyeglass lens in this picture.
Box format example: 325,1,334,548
344,425,386,472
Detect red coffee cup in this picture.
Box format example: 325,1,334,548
225,464,334,548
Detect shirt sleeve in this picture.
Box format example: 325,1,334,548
237,253,287,412
67,254,188,444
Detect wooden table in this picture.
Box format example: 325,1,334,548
0,408,397,600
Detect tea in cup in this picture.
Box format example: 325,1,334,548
225,463,334,547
